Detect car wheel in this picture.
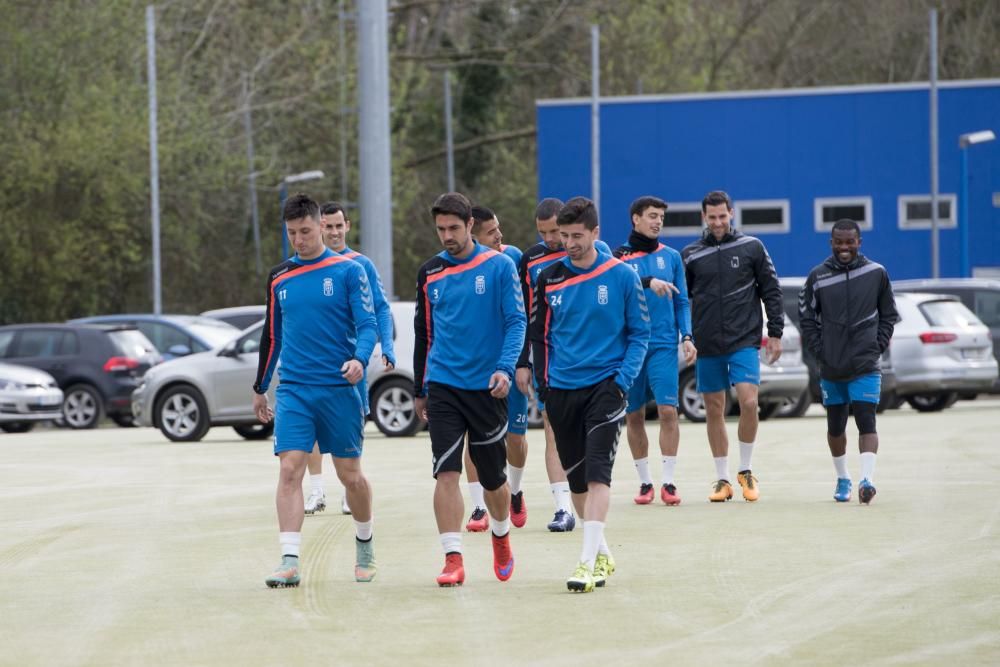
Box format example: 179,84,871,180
110,414,136,428
526,395,544,429
757,401,780,421
62,384,103,429
906,392,957,413
155,385,211,442
371,377,422,437
233,422,274,440
0,422,35,434
775,390,811,418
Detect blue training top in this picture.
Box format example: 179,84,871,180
614,242,692,348
340,246,395,365
414,242,526,396
530,251,650,391
254,248,377,393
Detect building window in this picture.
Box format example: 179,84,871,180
898,194,956,230
735,200,790,234
814,197,873,232
660,203,703,237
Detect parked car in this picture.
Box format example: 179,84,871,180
0,362,64,433
893,278,1000,393
0,323,160,428
887,292,998,411
70,314,239,359
133,302,424,441
200,306,266,331
780,277,898,413
676,307,810,423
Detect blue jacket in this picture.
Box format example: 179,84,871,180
530,251,650,392
254,249,377,393
340,247,395,365
414,243,526,395
614,241,691,348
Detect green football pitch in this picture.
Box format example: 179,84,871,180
2,402,998,666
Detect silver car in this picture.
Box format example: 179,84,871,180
133,302,423,441
0,362,63,433
887,292,998,411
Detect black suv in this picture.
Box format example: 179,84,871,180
0,324,161,428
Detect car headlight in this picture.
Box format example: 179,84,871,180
0,380,25,391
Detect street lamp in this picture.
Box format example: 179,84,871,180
279,170,325,258
958,130,995,278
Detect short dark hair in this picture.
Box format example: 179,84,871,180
701,190,733,212
431,192,472,222
831,218,861,237
320,201,347,219
629,195,668,220
470,205,496,235
556,196,599,230
535,197,564,222
283,193,320,223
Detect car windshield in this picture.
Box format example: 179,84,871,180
108,329,157,357
183,320,241,349
919,300,981,328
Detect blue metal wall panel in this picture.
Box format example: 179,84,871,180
537,83,1000,280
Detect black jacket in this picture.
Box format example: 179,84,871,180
798,254,899,382
681,229,784,356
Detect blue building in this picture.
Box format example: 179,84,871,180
536,79,1000,279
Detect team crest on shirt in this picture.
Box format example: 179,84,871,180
656,256,666,270
731,256,740,269
475,275,486,295
323,277,334,296
597,285,609,305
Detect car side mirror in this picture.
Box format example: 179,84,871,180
167,344,192,357
218,341,239,358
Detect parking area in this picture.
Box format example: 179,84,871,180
2,401,998,665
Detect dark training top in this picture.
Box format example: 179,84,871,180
682,228,784,356
798,254,899,382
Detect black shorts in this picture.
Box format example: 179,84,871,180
427,382,508,491
544,376,627,494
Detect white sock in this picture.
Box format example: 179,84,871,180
860,452,877,483
661,456,677,485
491,516,510,538
279,532,301,558
714,456,729,482
507,465,525,496
598,537,611,557
354,519,373,541
833,454,849,480
634,457,652,485
551,482,573,513
580,521,605,571
440,532,462,555
310,474,324,495
468,481,486,510
739,441,754,471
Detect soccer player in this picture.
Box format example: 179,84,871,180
531,197,650,593
252,193,378,587
682,191,783,503
798,219,898,504
515,198,615,532
301,201,396,517
462,205,530,532
614,196,696,505
413,192,526,587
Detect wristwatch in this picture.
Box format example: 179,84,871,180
681,335,693,343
